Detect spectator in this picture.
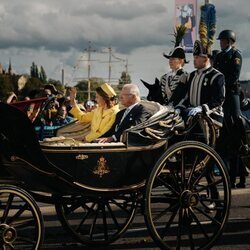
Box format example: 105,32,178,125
84,100,97,112
5,92,18,104
69,83,119,142
52,105,74,126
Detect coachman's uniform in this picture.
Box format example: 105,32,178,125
161,46,189,107
178,66,225,128
160,68,188,106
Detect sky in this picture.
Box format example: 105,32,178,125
0,0,250,96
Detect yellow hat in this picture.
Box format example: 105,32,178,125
100,83,116,98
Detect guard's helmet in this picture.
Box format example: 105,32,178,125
217,30,236,43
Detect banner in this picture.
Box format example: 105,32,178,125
175,0,197,53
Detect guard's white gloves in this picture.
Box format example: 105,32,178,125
188,106,202,116
175,108,181,114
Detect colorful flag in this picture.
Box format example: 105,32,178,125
175,0,197,53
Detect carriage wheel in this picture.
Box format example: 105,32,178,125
55,192,137,246
145,141,231,250
0,185,44,249
184,114,217,148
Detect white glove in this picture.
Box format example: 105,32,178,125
175,108,181,114
188,106,202,116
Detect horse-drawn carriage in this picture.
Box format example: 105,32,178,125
0,101,231,249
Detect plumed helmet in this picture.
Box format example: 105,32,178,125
193,40,212,57
217,30,236,43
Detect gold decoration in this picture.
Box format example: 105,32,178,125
75,154,89,160
235,58,241,65
93,156,110,178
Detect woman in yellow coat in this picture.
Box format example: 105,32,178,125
69,83,119,142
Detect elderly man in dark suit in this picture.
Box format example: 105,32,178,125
97,84,152,143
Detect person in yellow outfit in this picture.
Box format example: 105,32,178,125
69,83,119,142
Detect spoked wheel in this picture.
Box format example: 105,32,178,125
183,114,217,148
145,141,231,250
0,185,44,249
55,192,137,246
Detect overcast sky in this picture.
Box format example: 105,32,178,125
0,0,250,96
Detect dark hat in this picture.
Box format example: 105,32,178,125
44,84,59,95
217,30,236,43
193,40,212,57
163,47,189,63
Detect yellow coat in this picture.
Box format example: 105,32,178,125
70,105,119,142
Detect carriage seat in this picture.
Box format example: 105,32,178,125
139,100,164,117
123,104,185,145
40,136,125,148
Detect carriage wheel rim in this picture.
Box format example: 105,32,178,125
145,141,231,250
0,185,44,248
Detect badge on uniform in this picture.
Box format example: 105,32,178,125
204,78,208,86
235,58,241,65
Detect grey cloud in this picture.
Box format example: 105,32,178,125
0,0,250,85
0,0,173,54
77,2,167,20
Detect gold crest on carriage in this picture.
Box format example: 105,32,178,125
93,156,110,178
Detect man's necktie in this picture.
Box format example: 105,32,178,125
115,108,130,132
120,108,130,124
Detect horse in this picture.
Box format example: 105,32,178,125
141,78,164,105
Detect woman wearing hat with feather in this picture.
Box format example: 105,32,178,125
160,25,189,107
69,83,119,142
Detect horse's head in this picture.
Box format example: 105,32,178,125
141,78,164,104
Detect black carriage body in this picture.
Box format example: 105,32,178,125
41,141,165,189
0,102,165,193
0,102,232,250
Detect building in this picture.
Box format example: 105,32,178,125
0,59,14,75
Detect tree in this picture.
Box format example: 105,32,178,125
30,62,37,78
118,71,131,86
75,77,105,102
39,66,47,83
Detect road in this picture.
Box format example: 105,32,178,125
39,180,250,250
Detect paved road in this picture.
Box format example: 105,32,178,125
39,179,250,250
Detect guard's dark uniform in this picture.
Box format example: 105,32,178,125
214,47,245,186
213,47,242,96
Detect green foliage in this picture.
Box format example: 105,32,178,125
0,73,65,101
75,77,105,102
118,71,131,86
30,62,38,78
39,66,47,82
30,62,47,83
